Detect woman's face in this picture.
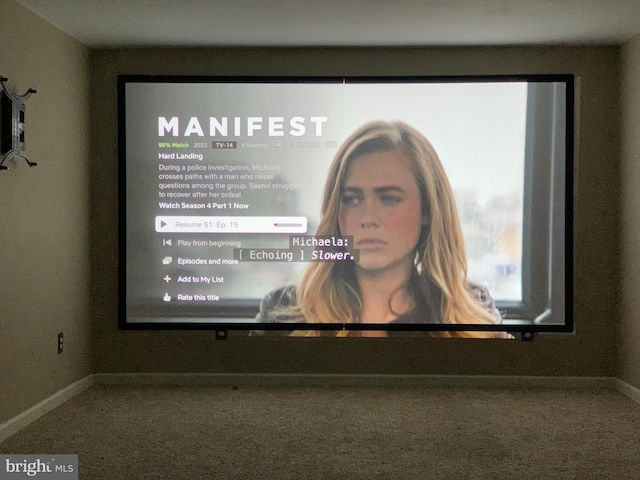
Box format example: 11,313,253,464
338,149,423,276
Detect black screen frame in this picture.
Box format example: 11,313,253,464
117,73,575,335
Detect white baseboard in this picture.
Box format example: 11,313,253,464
92,372,616,389
0,375,95,443
616,378,640,405
2,374,634,444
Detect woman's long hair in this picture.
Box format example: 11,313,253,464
279,121,502,338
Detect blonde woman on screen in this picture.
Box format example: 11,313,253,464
256,121,506,338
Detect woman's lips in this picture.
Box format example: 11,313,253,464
357,239,387,251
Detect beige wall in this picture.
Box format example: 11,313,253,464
91,47,620,376
620,33,640,390
0,0,91,424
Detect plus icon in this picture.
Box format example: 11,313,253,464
163,275,171,283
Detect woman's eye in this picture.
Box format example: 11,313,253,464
341,195,361,207
381,195,401,205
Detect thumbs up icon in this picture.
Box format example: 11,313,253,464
163,293,172,302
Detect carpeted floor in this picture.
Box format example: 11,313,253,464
2,385,640,479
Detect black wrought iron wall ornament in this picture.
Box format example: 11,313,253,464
1,76,37,171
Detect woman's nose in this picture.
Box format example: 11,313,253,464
360,200,380,228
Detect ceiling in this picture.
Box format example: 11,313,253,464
15,0,640,48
